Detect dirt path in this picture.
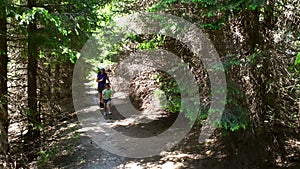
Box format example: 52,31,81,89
35,85,300,169
53,79,187,168
43,75,300,169
51,70,229,169
50,77,245,169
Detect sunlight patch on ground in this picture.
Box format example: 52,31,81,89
112,92,127,100
160,151,203,160
8,122,23,142
85,90,98,95
107,118,136,127
78,105,100,113
115,150,204,169
117,161,184,169
52,121,72,135
106,110,167,127
77,126,106,133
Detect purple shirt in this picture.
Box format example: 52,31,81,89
97,73,107,88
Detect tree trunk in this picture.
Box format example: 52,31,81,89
0,0,9,154
262,0,275,50
243,9,260,54
26,0,40,141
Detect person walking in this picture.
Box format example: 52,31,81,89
96,67,110,108
102,83,112,115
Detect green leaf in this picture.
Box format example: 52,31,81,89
249,4,258,10
295,52,300,65
39,50,45,59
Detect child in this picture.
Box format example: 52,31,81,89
102,83,112,115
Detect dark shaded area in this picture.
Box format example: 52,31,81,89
109,106,178,138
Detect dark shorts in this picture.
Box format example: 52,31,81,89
103,98,112,104
98,86,105,93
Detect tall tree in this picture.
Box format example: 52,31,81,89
0,0,9,154
26,0,40,141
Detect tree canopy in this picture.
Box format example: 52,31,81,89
0,0,299,168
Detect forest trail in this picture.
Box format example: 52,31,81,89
1,1,300,169
39,73,300,169
41,75,213,169
58,80,187,169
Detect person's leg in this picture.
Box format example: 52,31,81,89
99,87,104,108
107,100,112,114
103,99,107,114
98,92,102,103
98,87,102,103
100,93,103,103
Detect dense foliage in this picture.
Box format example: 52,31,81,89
0,0,299,168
